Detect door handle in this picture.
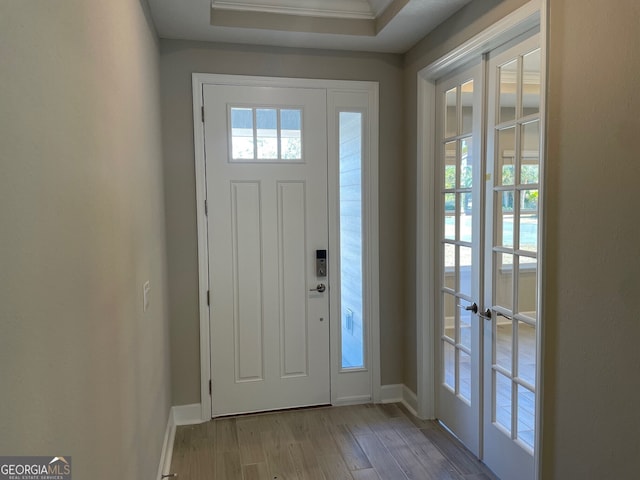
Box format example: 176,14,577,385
309,283,326,293
478,308,492,321
458,302,478,314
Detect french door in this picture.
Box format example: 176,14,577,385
435,33,542,480
435,61,483,456
482,34,541,480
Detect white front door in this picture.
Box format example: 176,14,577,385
435,61,483,456
203,84,330,416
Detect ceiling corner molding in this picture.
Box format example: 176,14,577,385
210,8,376,37
375,0,409,33
211,0,377,20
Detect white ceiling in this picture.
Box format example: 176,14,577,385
147,0,472,53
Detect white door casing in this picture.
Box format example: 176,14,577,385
192,74,380,419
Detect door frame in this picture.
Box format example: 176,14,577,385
415,0,547,476
192,74,380,421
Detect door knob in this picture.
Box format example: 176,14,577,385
309,283,326,293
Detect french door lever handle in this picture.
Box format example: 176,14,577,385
309,283,326,293
478,308,492,321
458,302,478,314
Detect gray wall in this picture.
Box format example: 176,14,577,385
0,1,171,479
159,41,406,405
542,0,640,477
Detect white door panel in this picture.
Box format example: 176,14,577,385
203,85,330,416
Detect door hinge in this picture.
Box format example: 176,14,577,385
209,379,212,396
201,106,205,123
204,199,208,215
207,290,210,306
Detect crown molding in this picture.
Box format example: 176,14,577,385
211,0,377,20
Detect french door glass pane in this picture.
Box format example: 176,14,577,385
519,212,537,254
443,242,456,289
459,194,473,243
461,80,474,135
517,258,537,319
499,59,518,123
519,190,538,252
498,127,516,185
459,304,472,350
445,141,457,189
460,350,472,402
444,341,456,391
461,137,474,188
496,322,513,373
445,87,458,138
495,253,513,310
522,49,541,116
521,120,540,184
443,293,455,341
517,321,536,387
495,372,512,433
459,246,473,297
517,385,535,449
339,112,364,369
498,191,515,248
444,194,456,240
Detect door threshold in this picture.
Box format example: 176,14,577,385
212,403,332,420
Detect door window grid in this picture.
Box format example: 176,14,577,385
492,48,540,452
229,106,303,162
441,81,474,404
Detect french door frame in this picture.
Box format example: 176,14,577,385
416,0,547,477
192,74,381,421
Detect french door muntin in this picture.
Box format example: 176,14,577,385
435,61,483,457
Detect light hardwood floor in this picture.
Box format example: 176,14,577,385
169,403,499,480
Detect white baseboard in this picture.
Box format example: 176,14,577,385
173,403,204,426
157,404,204,480
379,384,418,417
401,385,418,417
156,408,175,480
333,394,372,406
379,384,403,403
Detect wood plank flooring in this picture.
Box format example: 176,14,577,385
169,403,499,480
